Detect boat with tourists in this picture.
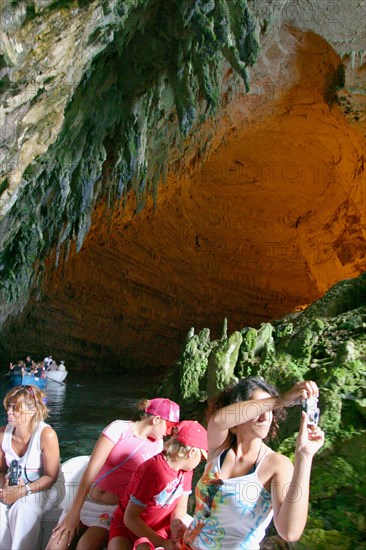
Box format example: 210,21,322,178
7,358,68,389
45,368,68,384
9,371,48,390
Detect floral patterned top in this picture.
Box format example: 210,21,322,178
183,448,273,549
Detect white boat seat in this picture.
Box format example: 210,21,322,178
38,455,192,550
39,455,90,550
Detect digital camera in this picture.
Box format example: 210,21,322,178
8,459,22,486
301,396,320,426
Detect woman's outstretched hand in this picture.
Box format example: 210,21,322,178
281,381,319,407
296,411,325,457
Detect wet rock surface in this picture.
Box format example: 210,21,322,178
0,1,365,368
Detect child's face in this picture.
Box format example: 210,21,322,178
184,447,203,471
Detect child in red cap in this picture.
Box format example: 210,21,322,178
108,421,208,550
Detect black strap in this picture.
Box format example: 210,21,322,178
219,448,230,468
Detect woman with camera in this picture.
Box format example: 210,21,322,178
0,384,60,550
182,378,325,550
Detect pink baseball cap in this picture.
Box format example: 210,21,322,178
176,420,208,458
145,398,180,423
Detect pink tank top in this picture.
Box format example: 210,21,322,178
95,420,163,497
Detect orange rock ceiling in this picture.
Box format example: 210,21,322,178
10,28,365,369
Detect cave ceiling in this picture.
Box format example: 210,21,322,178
0,0,365,369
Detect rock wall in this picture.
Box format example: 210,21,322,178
0,0,259,311
0,1,365,368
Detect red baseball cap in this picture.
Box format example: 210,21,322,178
176,420,208,459
145,398,180,423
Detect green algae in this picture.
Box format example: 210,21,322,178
207,329,242,397
178,328,212,402
165,272,366,547
0,0,260,309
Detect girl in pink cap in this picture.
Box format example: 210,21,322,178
47,398,179,550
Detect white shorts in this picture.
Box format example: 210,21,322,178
60,498,117,530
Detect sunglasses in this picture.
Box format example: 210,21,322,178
4,385,37,411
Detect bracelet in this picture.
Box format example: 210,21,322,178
25,483,32,495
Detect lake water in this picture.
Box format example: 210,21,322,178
0,371,161,462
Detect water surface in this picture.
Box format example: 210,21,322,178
0,370,161,462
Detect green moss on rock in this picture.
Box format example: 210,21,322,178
0,0,260,311
165,272,366,547
179,328,212,402
293,526,351,550
207,330,243,398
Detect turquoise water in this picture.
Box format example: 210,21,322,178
0,371,161,462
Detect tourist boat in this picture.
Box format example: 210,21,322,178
9,361,68,389
9,372,47,390
45,360,68,383
45,369,68,384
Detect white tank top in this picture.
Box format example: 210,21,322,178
2,421,48,482
184,447,274,549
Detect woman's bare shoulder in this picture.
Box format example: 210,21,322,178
270,449,292,462
259,447,293,472
265,450,293,478
40,425,58,442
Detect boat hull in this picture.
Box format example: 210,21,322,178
46,370,68,383
9,373,47,390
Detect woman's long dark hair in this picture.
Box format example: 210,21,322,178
207,377,287,442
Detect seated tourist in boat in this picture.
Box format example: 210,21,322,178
58,361,66,371
182,378,325,550
9,361,25,376
107,420,208,550
29,362,38,374
33,362,46,379
0,385,60,550
44,355,53,369
9,362,22,375
48,360,58,371
47,397,180,550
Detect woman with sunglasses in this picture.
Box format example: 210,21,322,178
47,397,180,550
0,385,60,550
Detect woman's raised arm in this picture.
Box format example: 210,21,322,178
207,380,319,453
271,411,325,542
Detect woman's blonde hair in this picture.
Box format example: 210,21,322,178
3,385,49,422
